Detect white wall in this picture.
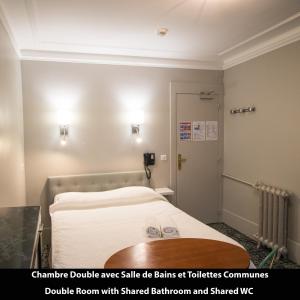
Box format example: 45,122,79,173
21,61,223,208
223,41,300,264
0,19,26,206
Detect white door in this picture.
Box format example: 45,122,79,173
176,93,220,223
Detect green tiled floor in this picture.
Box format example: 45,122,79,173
209,222,299,269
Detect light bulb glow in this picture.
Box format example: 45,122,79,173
57,111,71,125
60,139,67,146
136,136,142,144
128,111,144,125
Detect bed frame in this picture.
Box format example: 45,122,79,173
43,170,149,250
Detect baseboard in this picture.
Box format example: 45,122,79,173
222,209,258,239
222,209,300,265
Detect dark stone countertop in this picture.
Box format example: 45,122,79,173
0,206,40,268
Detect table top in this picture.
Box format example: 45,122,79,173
0,206,40,268
104,238,250,269
154,188,174,196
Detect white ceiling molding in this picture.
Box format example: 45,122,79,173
23,0,39,45
221,13,300,70
23,0,203,60
223,25,300,70
0,3,20,56
20,49,223,70
219,12,300,56
0,1,300,70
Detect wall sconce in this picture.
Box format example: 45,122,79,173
60,125,69,145
129,111,144,144
57,111,71,145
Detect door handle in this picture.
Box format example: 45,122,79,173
178,154,187,170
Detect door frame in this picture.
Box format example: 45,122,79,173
169,81,224,211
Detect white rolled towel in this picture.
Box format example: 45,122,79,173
145,216,161,238
159,216,180,239
161,226,179,238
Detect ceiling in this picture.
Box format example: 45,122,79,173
0,0,299,69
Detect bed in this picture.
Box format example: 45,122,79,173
47,171,248,268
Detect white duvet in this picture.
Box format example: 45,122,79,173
50,186,243,268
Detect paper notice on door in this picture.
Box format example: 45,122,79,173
206,121,218,141
179,121,191,141
192,121,205,141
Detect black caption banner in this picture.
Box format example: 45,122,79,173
0,269,297,297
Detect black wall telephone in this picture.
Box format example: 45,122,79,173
144,153,155,166
144,153,155,180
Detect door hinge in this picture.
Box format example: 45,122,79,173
217,103,221,111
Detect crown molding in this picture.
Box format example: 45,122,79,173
223,24,300,70
17,11,300,71
222,12,300,70
0,2,20,56
219,12,300,56
20,49,223,70
1,1,300,71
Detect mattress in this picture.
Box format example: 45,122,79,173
50,186,243,268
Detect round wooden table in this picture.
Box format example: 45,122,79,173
104,238,250,269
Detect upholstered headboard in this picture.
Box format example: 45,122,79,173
47,170,149,205
43,171,149,247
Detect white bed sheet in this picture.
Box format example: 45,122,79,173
50,187,243,268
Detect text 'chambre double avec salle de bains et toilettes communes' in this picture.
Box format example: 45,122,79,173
31,270,269,279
